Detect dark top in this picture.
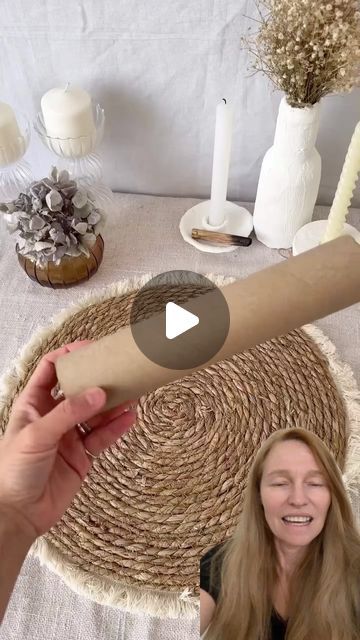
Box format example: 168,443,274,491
200,543,287,640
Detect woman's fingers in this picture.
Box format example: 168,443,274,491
25,387,107,450
7,341,93,436
83,410,137,456
20,341,92,400
85,398,138,429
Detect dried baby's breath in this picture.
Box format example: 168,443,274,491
243,0,360,107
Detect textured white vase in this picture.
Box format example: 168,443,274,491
253,97,321,249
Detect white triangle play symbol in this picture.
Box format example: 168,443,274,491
165,301,199,340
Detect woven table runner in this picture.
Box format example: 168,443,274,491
0,273,359,619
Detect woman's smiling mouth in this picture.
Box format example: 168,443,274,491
282,515,313,526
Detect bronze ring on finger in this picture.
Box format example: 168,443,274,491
76,421,93,436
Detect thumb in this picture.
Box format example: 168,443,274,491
27,387,107,449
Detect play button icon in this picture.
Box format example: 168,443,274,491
166,302,199,339
130,270,230,370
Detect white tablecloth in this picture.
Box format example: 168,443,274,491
0,193,359,639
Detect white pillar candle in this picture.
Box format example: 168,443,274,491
41,85,95,139
0,102,23,167
208,98,234,226
322,121,360,243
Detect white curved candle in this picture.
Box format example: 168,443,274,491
208,99,234,226
322,121,360,243
0,102,23,167
41,85,95,139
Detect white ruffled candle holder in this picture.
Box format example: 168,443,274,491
34,102,114,212
179,200,253,253
0,113,33,204
292,219,360,255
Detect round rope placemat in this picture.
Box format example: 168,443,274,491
0,273,359,619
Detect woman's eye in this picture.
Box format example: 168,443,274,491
271,482,324,487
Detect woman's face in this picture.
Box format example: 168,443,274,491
259,440,331,548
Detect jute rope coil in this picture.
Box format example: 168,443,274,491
0,273,359,620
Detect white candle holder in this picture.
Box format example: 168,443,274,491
0,113,33,204
179,200,253,253
292,219,360,256
34,102,114,212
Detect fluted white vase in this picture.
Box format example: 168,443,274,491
253,97,321,249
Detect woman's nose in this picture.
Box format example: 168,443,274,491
288,484,308,504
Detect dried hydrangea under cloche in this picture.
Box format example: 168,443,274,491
0,166,106,267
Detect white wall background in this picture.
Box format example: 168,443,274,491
1,0,359,206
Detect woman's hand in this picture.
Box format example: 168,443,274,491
0,340,137,542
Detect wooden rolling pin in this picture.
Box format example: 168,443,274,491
191,228,252,246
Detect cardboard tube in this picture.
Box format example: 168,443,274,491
55,235,360,411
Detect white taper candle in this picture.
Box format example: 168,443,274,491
208,98,234,226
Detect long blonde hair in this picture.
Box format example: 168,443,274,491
205,428,360,640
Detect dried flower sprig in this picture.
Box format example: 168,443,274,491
242,0,360,107
0,166,105,267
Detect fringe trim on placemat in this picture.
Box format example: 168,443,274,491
31,535,199,619
0,273,359,618
303,323,360,502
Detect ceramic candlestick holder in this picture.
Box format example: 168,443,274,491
292,219,360,256
0,113,33,206
179,200,253,253
34,102,114,212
